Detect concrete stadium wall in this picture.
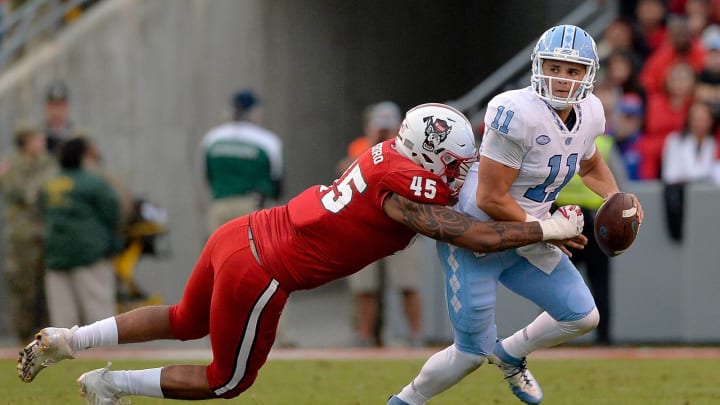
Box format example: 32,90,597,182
0,0,606,344
2,0,717,347
0,0,273,339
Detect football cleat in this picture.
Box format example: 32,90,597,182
77,362,130,405
487,354,543,404
17,326,78,382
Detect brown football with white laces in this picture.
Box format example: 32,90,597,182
593,192,640,257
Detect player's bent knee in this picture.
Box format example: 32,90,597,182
577,307,600,332
450,345,487,372
169,305,210,341
560,307,600,336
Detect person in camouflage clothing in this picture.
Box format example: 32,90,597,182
0,126,57,342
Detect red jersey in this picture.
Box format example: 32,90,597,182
249,139,450,290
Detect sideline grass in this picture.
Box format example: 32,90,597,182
1,358,719,404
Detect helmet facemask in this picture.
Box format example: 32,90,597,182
532,57,597,109
439,150,477,197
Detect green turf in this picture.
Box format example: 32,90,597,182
2,358,719,404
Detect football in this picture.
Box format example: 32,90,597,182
593,192,640,257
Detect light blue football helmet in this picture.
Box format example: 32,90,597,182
530,25,599,109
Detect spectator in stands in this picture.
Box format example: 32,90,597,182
604,48,647,104
670,0,720,26
662,101,719,184
594,80,622,133
640,14,705,95
611,94,647,181
43,80,75,154
40,136,122,328
695,31,720,117
598,18,634,61
0,126,56,342
633,0,668,54
599,17,651,63
660,100,720,241
337,101,426,347
642,61,697,179
335,101,401,174
199,89,283,237
684,0,713,38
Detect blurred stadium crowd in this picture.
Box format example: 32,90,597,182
551,0,720,185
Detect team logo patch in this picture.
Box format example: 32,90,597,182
422,116,452,152
536,135,551,145
565,137,573,145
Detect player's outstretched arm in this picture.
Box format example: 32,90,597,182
383,193,583,253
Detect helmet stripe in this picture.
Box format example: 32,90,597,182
562,25,576,49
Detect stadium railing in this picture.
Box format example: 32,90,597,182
0,0,101,71
448,0,619,127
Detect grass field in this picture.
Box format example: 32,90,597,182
1,356,719,404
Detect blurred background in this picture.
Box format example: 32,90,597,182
0,0,718,349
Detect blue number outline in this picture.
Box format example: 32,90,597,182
523,153,578,203
490,105,514,134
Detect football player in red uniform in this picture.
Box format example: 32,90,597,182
18,103,585,403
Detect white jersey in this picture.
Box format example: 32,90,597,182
457,86,605,221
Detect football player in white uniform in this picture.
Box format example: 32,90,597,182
388,25,644,405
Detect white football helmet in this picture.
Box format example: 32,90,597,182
395,103,478,196
531,24,599,109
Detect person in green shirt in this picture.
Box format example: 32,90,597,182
199,89,284,236
40,136,122,328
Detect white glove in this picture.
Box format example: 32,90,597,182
538,205,584,240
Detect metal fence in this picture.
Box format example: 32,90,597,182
448,0,618,125
0,0,100,70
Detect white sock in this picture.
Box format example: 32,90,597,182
108,368,164,398
396,345,485,404
72,317,119,352
501,309,599,359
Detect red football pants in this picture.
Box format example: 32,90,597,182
169,216,289,398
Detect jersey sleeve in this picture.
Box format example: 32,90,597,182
481,92,532,168
582,141,598,161
378,166,451,207
581,94,606,160
480,129,525,169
